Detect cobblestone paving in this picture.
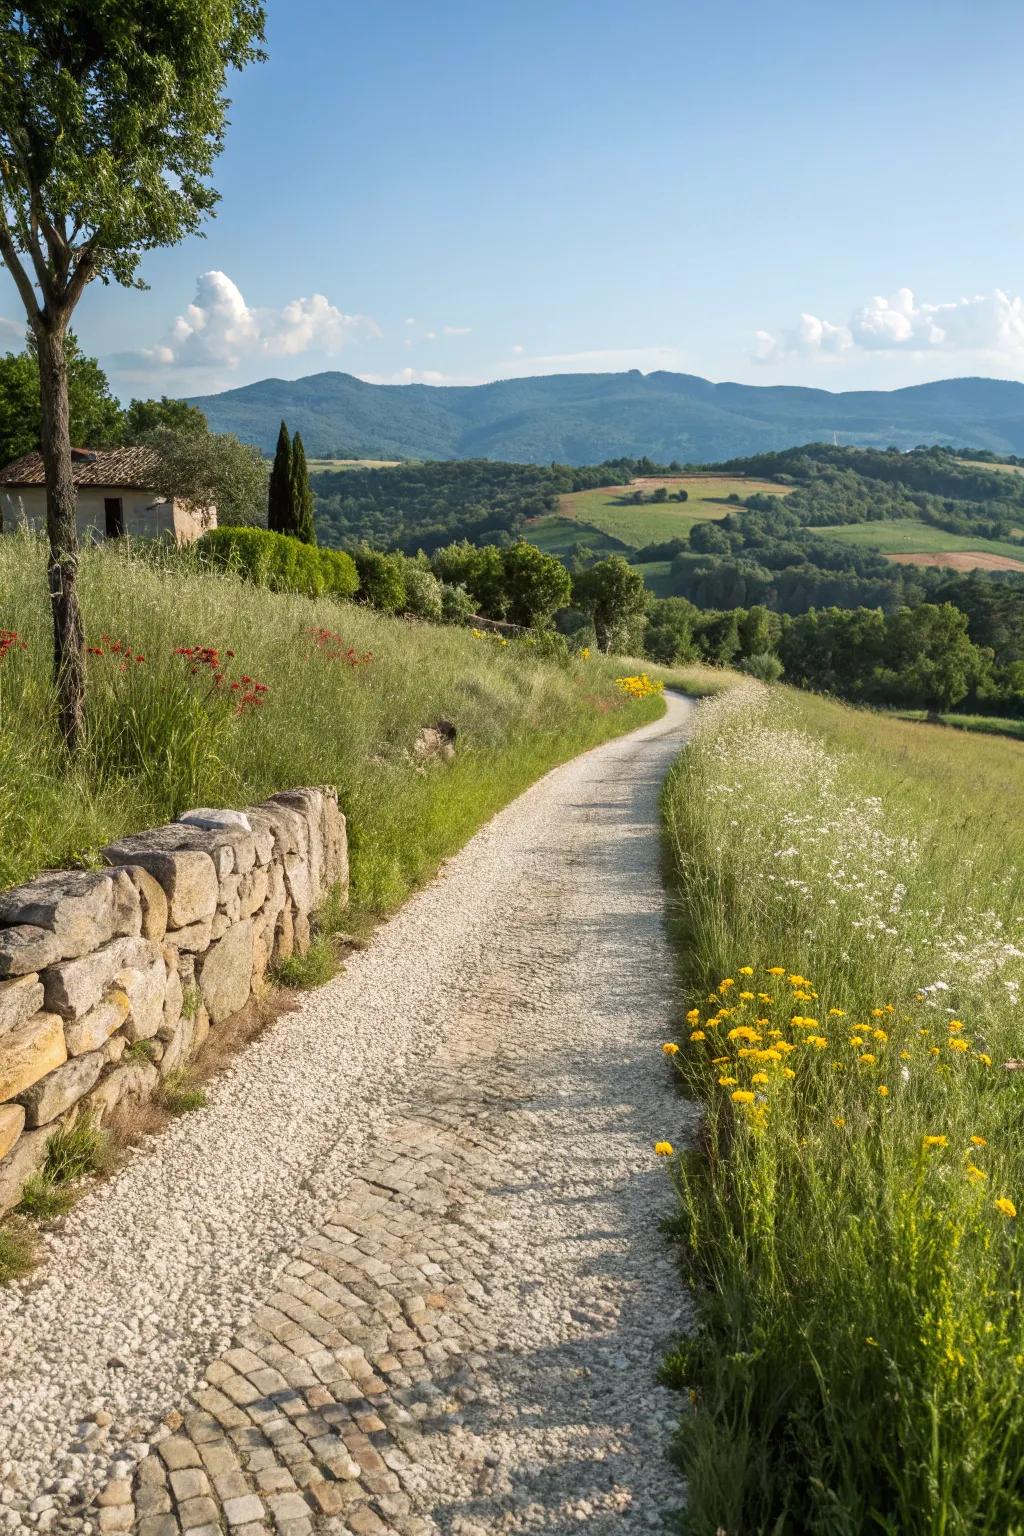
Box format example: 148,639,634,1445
16,703,695,1535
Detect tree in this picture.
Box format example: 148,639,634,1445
143,427,268,528
883,603,987,719
572,555,649,652
0,4,266,747
123,396,207,442
645,597,697,665
501,540,572,628
289,431,316,544
267,420,291,533
0,337,123,467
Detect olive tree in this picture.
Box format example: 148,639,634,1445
0,3,265,747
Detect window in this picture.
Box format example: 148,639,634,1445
104,497,124,538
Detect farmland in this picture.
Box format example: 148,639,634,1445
525,475,790,560
816,516,1024,570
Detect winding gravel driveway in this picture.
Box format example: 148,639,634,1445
0,693,696,1535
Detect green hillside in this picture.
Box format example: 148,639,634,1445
819,518,1024,566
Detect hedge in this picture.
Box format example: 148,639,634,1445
199,526,359,601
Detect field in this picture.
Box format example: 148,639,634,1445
0,537,664,912
817,516,1024,569
661,684,1024,1532
305,458,403,472
956,458,1024,477
895,709,1024,741
526,475,790,559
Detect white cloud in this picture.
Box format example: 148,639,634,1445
756,286,1024,365
359,366,447,385
404,317,417,326
512,343,525,354
139,270,380,371
442,325,471,335
424,330,437,340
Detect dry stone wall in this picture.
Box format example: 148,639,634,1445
0,788,347,1212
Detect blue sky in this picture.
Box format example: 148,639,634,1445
5,0,1024,400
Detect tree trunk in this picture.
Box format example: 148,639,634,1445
35,321,85,752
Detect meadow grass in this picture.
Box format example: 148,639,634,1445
0,535,664,913
661,683,1024,1533
557,477,788,550
815,516,1024,565
895,709,1024,743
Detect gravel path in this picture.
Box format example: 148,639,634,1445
0,694,696,1534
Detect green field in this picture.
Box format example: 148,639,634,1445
551,475,789,551
895,709,1024,742
306,458,404,472
816,516,1024,566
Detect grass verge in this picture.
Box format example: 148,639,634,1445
660,681,1024,1533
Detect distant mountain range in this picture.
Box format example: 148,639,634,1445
187,370,1024,464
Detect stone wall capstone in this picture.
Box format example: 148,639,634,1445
0,787,347,1212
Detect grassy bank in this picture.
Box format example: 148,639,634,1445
896,708,1024,743
0,536,664,912
661,683,1024,1533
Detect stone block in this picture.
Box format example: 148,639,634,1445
0,924,64,978
115,958,167,1041
88,1059,160,1124
0,1011,67,1102
197,919,253,1023
102,845,218,929
0,868,140,964
210,911,231,941
283,852,313,919
161,963,183,1040
44,936,159,1021
251,926,269,992
294,911,311,957
270,790,323,899
322,795,349,900
273,903,295,966
162,918,213,954
123,866,169,942
237,865,269,921
0,974,44,1036
0,1102,24,1160
246,803,305,859
0,1124,48,1211
218,873,241,921
65,989,131,1056
20,1047,104,1126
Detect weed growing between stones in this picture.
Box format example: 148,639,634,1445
0,1221,36,1283
156,1069,207,1116
659,683,1024,1533
272,880,349,990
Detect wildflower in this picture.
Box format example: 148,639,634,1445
806,1035,828,1049
757,992,772,1003
738,966,754,976
579,647,591,660
833,1116,846,1128
731,1090,756,1105
689,1031,706,1042
738,990,755,1001
971,1136,988,1147
929,1046,941,1056
718,1075,738,1087
877,1085,889,1097
849,1036,864,1048
719,978,735,991
995,1197,1017,1218
782,1067,796,1079
871,1008,885,1018
966,1164,987,1183
923,1135,948,1149
751,1072,770,1085
865,1336,878,1347
828,1008,847,1018
654,1141,674,1157
858,1053,877,1066
949,1020,964,1033
662,1042,680,1055
710,1056,729,1066
767,967,785,976
977,1052,993,1067
900,1050,911,1060
686,1008,700,1023
872,1029,888,1043
948,1039,969,1054
727,1025,760,1044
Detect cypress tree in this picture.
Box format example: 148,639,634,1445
267,419,291,532
289,430,316,544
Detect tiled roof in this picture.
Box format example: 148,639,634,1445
0,446,163,489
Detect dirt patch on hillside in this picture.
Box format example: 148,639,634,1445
888,550,1024,573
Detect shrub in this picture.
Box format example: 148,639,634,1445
439,581,476,626
738,650,784,683
353,548,407,612
200,526,358,602
400,562,444,621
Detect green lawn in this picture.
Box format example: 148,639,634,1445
525,515,623,558
815,517,1024,565
895,710,1024,742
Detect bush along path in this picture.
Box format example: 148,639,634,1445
0,696,696,1536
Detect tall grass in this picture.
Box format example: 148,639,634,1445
661,683,1024,1534
0,535,663,909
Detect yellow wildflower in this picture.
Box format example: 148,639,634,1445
995,1197,1017,1218
806,1035,828,1049
966,1164,987,1183
685,1007,700,1023
833,1116,846,1128
877,1085,889,1097
923,1135,948,1149
757,992,772,1003
849,1036,865,1048
929,1046,941,1056
728,1025,760,1044
654,1141,674,1157
662,1042,680,1055
719,978,735,991
977,1053,993,1067
711,1056,729,1065
859,1053,877,1066
782,1067,796,1079
731,1089,755,1105
871,1008,885,1018
948,1039,969,1054
739,990,755,1001
971,1136,988,1147
767,966,785,976
718,1075,738,1087
872,1029,888,1043
689,1031,706,1042
751,1072,770,1086
738,966,754,976
828,1008,847,1018
948,1020,964,1033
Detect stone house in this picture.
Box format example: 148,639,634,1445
0,445,216,544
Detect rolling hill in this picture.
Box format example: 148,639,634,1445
188,370,1024,465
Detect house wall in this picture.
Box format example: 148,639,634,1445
0,486,214,545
